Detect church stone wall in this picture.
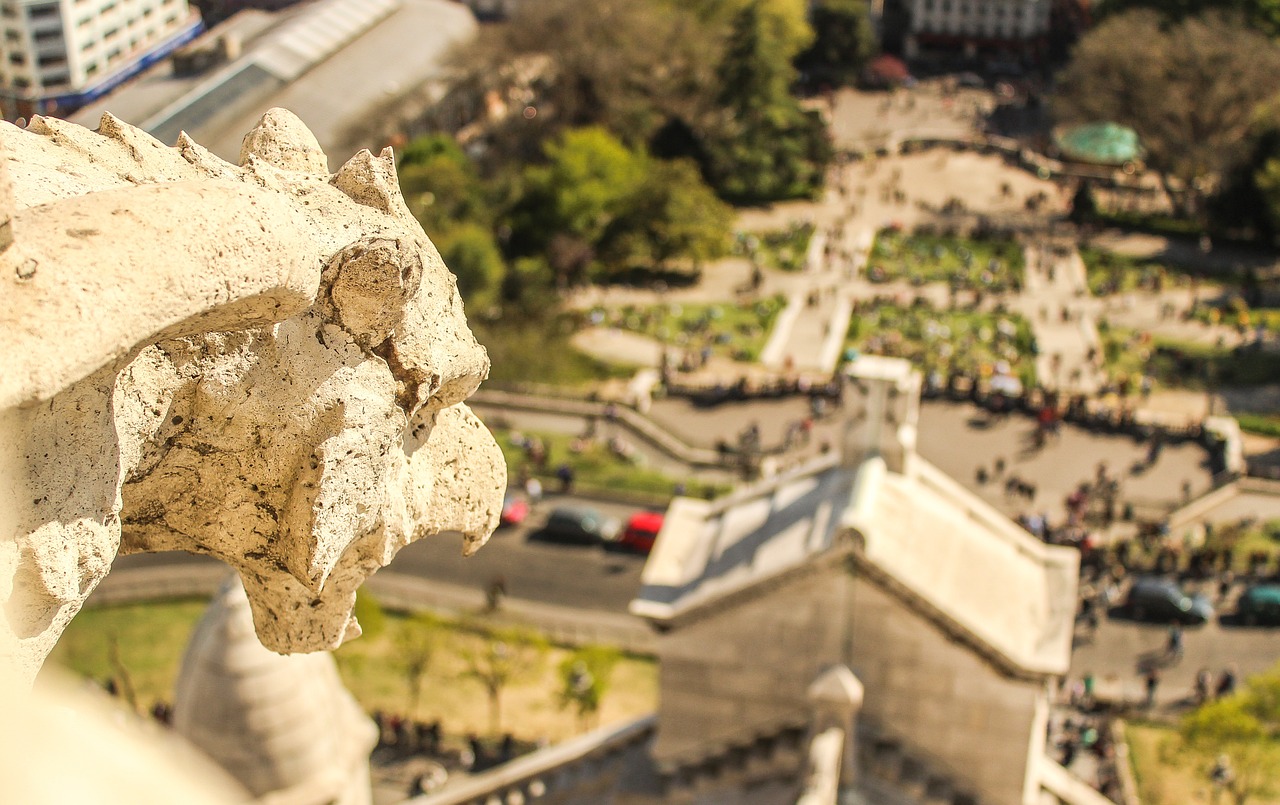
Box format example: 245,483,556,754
849,576,1046,805
652,563,1047,805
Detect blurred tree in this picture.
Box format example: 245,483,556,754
796,0,878,87
689,0,815,61
436,223,505,311
703,1,831,203
1055,11,1280,219
1180,665,1280,805
507,127,644,286
601,158,733,272
557,645,621,731
442,0,717,159
1094,0,1280,37
460,625,548,734
394,612,443,714
1211,109,1280,244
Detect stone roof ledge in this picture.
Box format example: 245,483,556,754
843,453,1078,678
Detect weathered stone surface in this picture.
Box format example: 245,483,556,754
0,109,505,682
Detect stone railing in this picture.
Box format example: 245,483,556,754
407,715,656,805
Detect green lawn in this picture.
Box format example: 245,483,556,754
1236,412,1280,439
494,427,729,504
603,296,786,363
1080,247,1200,297
867,230,1024,291
846,303,1038,388
49,600,659,743
734,222,815,272
1190,302,1280,335
473,314,635,388
1098,325,1280,389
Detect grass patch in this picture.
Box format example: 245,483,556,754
1095,209,1207,239
1190,301,1280,335
1097,326,1280,389
474,314,634,388
1236,413,1280,439
49,600,659,743
846,302,1037,388
738,222,815,272
867,230,1024,291
495,427,729,503
602,296,786,364
1126,721,1211,805
1080,247,1199,297
48,598,209,712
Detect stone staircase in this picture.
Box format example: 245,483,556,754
857,726,981,805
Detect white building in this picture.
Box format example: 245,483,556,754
0,0,202,119
904,0,1052,60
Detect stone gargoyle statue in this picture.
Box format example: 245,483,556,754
0,108,506,684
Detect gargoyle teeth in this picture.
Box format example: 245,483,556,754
96,112,168,165
239,108,329,178
330,148,414,223
175,132,238,178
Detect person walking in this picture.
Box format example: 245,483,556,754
1216,665,1238,699
1144,668,1160,708
1167,622,1184,661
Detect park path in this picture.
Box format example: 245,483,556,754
1015,243,1104,395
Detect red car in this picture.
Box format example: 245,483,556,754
500,490,530,526
618,511,664,554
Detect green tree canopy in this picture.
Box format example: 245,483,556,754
689,0,815,61
796,0,879,87
1095,0,1280,37
1055,11,1280,218
601,158,733,272
702,1,831,203
437,223,505,311
557,645,621,730
1180,666,1280,804
443,0,718,156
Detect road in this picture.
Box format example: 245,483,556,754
111,495,648,615
1071,603,1280,711
384,497,647,613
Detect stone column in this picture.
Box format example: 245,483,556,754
806,664,865,791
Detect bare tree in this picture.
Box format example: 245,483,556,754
460,625,548,734
1055,11,1280,218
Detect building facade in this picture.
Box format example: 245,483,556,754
903,0,1052,61
0,0,202,119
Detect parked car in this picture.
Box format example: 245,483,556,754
1123,576,1213,624
540,505,621,545
615,511,664,554
1236,584,1280,626
500,489,529,526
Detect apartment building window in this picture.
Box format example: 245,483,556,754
7,53,23,65
37,55,65,68
85,62,98,75
27,4,59,19
104,26,119,39
106,46,121,62
13,76,29,88
0,7,15,19
4,29,17,42
43,70,68,84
